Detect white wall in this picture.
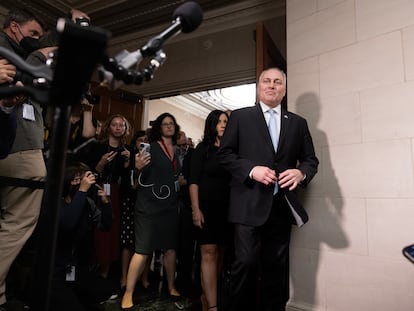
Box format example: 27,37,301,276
287,1,414,311
144,98,205,144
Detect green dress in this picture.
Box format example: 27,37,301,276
134,141,180,254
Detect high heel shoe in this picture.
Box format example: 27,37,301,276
120,300,137,311
170,294,186,310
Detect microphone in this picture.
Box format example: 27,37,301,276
140,1,203,57
98,1,203,88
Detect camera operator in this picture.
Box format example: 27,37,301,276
67,90,99,162
0,59,17,159
0,7,92,309
0,8,44,60
49,162,116,311
0,8,45,310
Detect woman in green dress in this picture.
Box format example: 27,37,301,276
121,112,185,310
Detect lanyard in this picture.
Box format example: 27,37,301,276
160,139,177,171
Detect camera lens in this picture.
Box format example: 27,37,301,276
75,17,90,27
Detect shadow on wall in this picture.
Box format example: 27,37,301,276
291,92,349,308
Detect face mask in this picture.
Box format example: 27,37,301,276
19,36,41,54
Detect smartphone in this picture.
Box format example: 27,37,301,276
139,142,150,154
402,244,414,263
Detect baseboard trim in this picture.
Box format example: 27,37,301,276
287,301,315,311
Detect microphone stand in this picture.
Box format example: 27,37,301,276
29,20,109,311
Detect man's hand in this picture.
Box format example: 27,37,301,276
0,59,16,84
0,81,25,108
278,169,304,191
251,166,277,185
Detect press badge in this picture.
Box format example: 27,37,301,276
104,183,111,196
22,103,35,121
66,265,76,281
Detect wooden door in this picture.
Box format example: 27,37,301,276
255,21,287,108
91,82,144,141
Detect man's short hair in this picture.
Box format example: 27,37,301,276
3,8,45,31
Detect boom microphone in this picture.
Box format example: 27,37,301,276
99,1,203,88
141,1,203,57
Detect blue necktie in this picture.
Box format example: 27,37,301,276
268,109,279,194
268,109,279,152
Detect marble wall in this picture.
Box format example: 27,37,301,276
287,1,414,310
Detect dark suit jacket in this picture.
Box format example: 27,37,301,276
217,103,319,227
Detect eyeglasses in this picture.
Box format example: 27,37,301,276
161,122,175,127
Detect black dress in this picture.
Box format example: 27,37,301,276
134,141,180,254
120,144,136,250
189,142,231,245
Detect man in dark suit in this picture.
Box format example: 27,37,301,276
217,67,319,311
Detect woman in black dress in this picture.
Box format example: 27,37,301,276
189,110,231,311
120,130,149,289
121,113,184,310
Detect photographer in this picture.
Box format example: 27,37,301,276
0,8,45,310
0,59,17,159
67,92,99,162
49,162,116,311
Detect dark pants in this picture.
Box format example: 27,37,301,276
227,194,292,311
49,266,116,311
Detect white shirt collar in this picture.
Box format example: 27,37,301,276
259,101,281,115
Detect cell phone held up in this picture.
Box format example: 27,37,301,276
139,142,150,154
402,244,414,264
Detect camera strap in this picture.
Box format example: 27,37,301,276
0,176,45,189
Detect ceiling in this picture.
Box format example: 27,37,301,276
0,0,285,113
0,0,238,38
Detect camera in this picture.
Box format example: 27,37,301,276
75,17,90,27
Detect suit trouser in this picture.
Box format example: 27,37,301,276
0,150,46,304
228,194,292,311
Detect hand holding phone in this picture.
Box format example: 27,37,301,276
139,142,150,154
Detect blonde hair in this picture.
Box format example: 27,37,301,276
98,114,130,145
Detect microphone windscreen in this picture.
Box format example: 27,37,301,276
173,1,203,33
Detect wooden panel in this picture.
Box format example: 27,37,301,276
256,21,287,108
91,82,144,141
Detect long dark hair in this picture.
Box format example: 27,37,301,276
202,110,228,147
148,112,180,144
